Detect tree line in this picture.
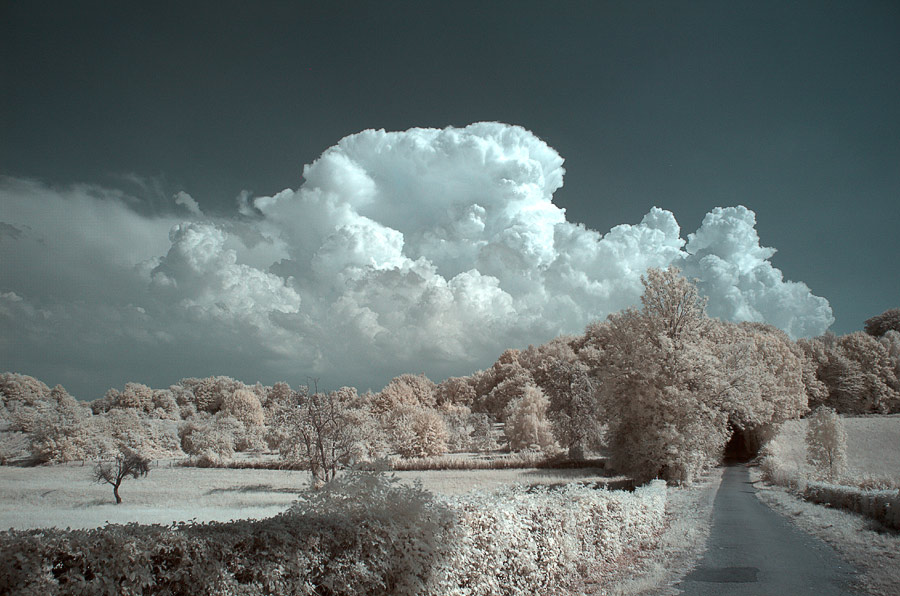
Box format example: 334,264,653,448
1,268,897,486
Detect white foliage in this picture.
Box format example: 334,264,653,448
806,406,847,480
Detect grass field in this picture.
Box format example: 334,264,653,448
764,414,900,483
0,462,621,530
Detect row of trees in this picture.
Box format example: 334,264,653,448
2,270,898,485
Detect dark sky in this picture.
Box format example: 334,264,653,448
2,0,899,340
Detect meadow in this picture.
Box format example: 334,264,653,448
0,461,618,531
762,414,900,486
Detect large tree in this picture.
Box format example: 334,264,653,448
864,308,900,338
799,331,900,414
582,267,730,484
712,322,809,449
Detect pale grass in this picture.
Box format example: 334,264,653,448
766,414,900,485
0,462,307,530
0,461,626,529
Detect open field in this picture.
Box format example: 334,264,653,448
764,414,900,482
0,462,621,531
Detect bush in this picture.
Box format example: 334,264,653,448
801,482,900,531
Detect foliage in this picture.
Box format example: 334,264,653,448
799,332,900,414
880,330,900,381
805,406,847,481
468,412,497,452
542,360,603,460
373,373,437,415
0,372,51,408
434,376,476,408
864,308,900,337
436,403,474,452
502,385,556,452
179,414,239,463
386,405,450,459
712,321,810,449
221,388,265,427
582,267,730,484
179,376,248,414
27,385,95,463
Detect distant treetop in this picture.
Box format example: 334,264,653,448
864,308,900,337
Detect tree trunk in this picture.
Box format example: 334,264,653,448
113,483,122,504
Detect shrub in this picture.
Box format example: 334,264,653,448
222,389,265,427
272,385,384,485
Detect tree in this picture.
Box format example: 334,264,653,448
179,413,239,463
503,385,556,452
273,383,382,487
373,373,437,415
27,385,94,463
386,404,450,458
115,382,154,412
471,351,535,419
583,267,729,484
712,322,809,449
179,376,246,414
864,308,900,338
800,331,900,414
543,359,603,460
805,406,847,481
639,265,709,344
222,388,265,427
93,447,150,504
434,376,477,408
880,330,900,384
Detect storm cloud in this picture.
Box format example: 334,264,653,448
0,123,833,398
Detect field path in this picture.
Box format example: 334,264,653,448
676,464,860,595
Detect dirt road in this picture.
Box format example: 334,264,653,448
676,464,860,595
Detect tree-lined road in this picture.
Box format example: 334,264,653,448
677,465,859,595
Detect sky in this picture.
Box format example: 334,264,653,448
1,1,898,400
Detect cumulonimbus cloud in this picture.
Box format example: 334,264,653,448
0,123,833,398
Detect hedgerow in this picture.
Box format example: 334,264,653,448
0,473,666,595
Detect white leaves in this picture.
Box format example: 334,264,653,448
806,406,848,480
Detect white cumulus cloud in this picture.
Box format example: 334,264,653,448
0,124,833,398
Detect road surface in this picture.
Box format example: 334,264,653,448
676,464,860,595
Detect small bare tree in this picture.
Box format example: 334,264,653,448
94,447,150,504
